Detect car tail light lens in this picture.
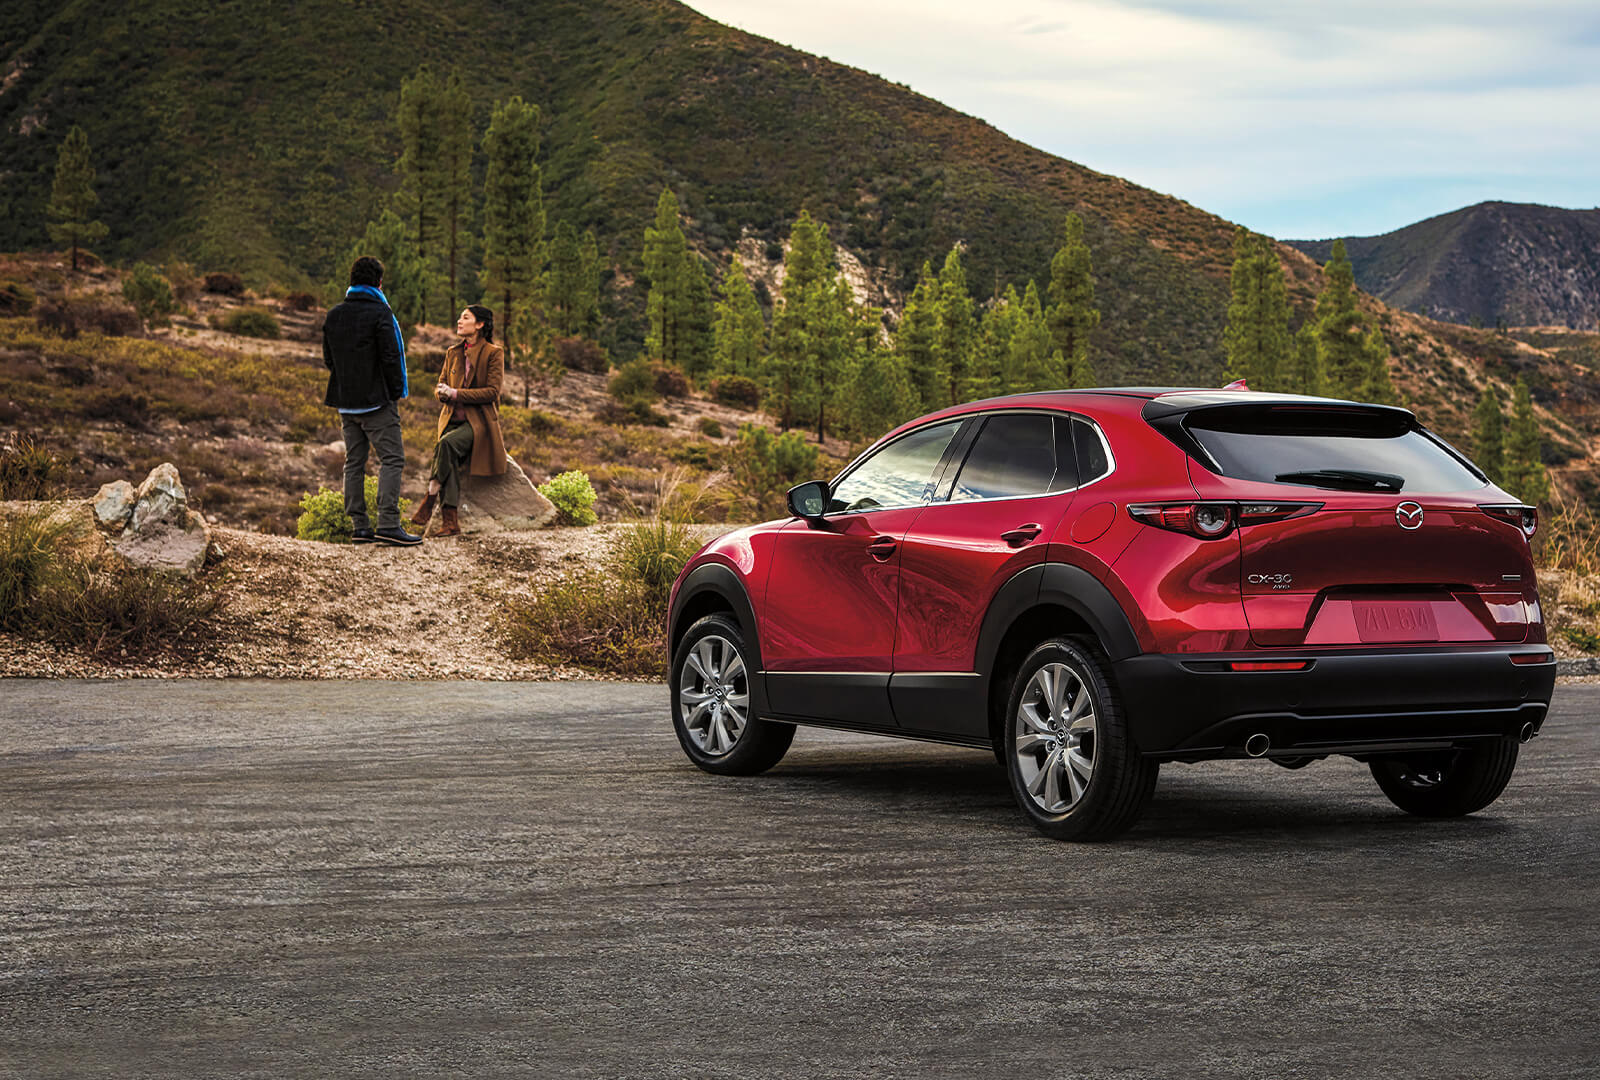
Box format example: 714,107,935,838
1481,503,1538,537
1127,501,1319,539
1509,651,1553,666
1228,660,1312,672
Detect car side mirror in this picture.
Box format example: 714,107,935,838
786,480,829,524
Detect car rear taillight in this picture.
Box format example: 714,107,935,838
1128,501,1320,540
1480,503,1538,537
1229,660,1312,672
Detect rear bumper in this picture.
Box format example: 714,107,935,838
1114,645,1557,761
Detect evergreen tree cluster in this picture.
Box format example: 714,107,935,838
1473,380,1549,506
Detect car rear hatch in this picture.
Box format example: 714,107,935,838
1145,396,1537,648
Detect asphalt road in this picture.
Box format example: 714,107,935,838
1,679,1596,1079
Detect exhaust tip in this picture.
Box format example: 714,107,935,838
1519,722,1535,743
1245,733,1271,758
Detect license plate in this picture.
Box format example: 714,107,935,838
1353,601,1439,643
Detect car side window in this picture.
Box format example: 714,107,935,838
829,421,962,513
1073,417,1111,484
948,413,1059,501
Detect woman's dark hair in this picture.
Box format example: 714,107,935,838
467,304,494,343
349,255,385,288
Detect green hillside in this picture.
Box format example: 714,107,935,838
0,0,1238,382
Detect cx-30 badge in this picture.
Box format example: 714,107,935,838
1396,501,1424,530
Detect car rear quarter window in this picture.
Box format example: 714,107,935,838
829,420,961,513
949,414,1057,500
1184,407,1485,493
1071,417,1110,485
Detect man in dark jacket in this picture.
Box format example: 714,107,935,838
322,255,421,545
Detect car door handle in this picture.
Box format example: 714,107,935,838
866,535,898,561
1001,523,1043,547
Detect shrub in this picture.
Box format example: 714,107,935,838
538,469,599,526
204,272,245,297
217,307,281,339
283,291,318,312
35,296,141,338
83,390,151,428
595,399,669,427
553,336,609,374
295,477,411,542
1562,626,1600,653
163,261,202,302
0,279,35,316
122,262,177,327
0,510,69,629
696,416,724,439
613,517,701,604
733,424,820,518
1539,489,1600,576
0,436,58,500
495,571,663,677
38,561,221,656
709,375,762,410
608,358,657,403
652,363,690,398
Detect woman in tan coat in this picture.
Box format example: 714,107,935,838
409,304,507,537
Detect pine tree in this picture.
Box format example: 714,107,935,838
981,286,1022,395
712,255,766,377
1223,229,1292,391
845,345,920,443
1015,281,1063,391
397,66,445,322
1356,325,1397,405
547,222,602,339
896,262,944,411
481,96,546,401
1505,379,1550,504
1290,322,1325,396
643,188,690,366
436,71,474,319
1472,387,1504,484
46,125,108,273
1046,212,1101,388
936,247,976,405
1311,238,1391,400
682,254,715,381
344,209,432,331
769,211,838,435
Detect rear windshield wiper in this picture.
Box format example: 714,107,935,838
1274,468,1404,491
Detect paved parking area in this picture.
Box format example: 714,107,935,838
1,679,1596,1078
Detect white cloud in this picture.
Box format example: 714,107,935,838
685,0,1600,236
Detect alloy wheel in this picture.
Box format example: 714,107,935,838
1014,661,1097,814
678,634,750,756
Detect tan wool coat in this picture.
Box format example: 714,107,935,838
435,340,508,477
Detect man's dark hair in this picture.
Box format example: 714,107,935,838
349,255,385,288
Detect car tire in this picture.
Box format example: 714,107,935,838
1368,736,1519,817
671,614,794,776
1004,636,1158,841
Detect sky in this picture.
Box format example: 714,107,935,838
684,0,1600,240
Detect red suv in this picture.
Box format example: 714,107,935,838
666,389,1555,839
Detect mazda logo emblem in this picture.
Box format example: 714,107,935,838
1396,502,1423,530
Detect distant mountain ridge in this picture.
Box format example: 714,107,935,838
1287,202,1600,331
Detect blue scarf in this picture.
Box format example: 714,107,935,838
346,284,408,399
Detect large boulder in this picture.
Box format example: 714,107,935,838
130,462,188,533
93,480,136,534
455,455,557,534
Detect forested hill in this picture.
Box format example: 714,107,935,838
0,0,1250,382
1287,202,1600,331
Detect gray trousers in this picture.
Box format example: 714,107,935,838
341,401,404,530
431,420,475,508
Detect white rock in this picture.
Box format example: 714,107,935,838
458,455,557,532
130,463,189,534
112,509,211,577
93,480,137,533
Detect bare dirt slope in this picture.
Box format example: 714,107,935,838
0,522,716,680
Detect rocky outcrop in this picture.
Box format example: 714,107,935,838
93,463,212,576
452,455,558,535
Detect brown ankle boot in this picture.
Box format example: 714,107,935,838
409,492,437,526
436,505,461,537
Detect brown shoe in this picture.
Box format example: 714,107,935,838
409,492,437,526
436,505,461,537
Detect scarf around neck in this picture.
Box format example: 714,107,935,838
345,284,408,398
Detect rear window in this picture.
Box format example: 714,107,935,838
1183,407,1486,493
